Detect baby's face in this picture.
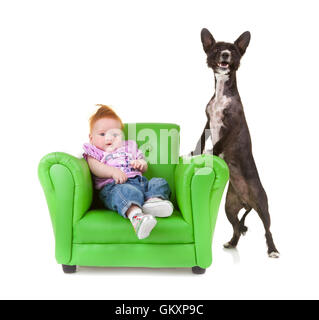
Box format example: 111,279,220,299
89,118,123,152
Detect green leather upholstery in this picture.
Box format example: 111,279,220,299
74,210,193,244
38,123,229,270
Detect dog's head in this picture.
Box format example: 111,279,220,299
201,29,250,75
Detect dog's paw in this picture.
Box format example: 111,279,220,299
180,151,194,158
268,251,280,258
240,225,248,235
223,242,236,249
203,148,213,155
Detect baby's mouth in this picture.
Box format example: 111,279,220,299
105,143,113,150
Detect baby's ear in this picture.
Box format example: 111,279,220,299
89,133,93,143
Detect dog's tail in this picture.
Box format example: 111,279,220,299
239,208,252,235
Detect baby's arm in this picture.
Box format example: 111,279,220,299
130,159,148,173
129,141,148,173
87,156,127,184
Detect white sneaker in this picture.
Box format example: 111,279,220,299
142,198,174,217
130,213,157,239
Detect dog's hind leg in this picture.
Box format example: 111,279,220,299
251,188,280,258
256,207,279,258
223,183,244,249
239,207,252,235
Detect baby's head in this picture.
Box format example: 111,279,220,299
89,104,124,152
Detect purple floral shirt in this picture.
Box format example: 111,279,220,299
83,140,145,190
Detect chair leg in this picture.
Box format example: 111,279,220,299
192,266,206,274
62,264,76,273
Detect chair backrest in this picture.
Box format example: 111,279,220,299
123,123,180,205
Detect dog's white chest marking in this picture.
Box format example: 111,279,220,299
208,73,231,146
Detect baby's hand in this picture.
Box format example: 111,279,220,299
130,159,147,172
111,168,128,184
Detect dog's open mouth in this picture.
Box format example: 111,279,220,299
218,62,229,69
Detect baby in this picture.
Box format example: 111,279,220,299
83,104,173,239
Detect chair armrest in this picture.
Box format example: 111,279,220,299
174,154,214,224
38,152,93,264
175,154,229,268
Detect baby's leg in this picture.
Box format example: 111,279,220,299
143,178,173,217
126,204,141,217
144,177,171,201
99,182,144,218
99,182,157,239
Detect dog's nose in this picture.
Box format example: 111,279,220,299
221,52,230,60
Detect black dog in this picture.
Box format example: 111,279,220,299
192,29,279,258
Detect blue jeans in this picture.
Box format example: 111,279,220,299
99,175,171,218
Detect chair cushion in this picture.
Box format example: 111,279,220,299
73,209,194,244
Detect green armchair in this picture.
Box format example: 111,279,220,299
38,123,229,274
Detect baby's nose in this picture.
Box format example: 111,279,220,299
105,135,113,142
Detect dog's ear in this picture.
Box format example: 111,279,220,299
234,31,251,56
201,28,216,54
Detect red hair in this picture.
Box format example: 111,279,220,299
89,104,124,132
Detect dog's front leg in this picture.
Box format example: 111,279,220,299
213,138,225,157
212,128,231,157
192,119,210,156
213,116,240,157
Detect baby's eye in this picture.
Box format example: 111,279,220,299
113,133,119,137
99,133,105,136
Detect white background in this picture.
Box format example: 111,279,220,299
0,0,318,300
